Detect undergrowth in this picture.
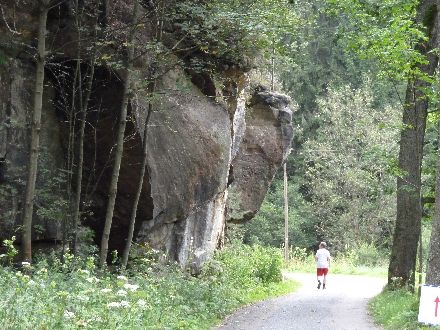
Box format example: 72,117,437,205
286,244,388,277
369,288,440,330
0,242,299,329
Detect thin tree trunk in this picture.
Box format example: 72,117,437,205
121,101,153,268
64,54,79,258
21,1,49,262
388,0,439,289
283,162,289,262
99,0,139,268
72,6,98,255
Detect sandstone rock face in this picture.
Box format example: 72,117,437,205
226,89,293,223
0,2,293,267
134,73,293,270
136,69,232,268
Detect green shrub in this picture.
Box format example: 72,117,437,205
0,243,297,329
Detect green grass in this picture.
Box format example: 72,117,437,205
369,288,440,330
0,244,300,330
287,254,388,277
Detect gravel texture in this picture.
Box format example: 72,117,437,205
215,273,386,330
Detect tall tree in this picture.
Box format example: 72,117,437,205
426,116,440,286
121,0,162,268
21,0,50,262
99,0,140,268
388,0,439,288
71,1,99,255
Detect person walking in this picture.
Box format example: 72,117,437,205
315,241,331,289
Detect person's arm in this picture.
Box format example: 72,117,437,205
327,253,331,267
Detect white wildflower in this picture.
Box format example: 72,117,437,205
85,276,99,283
21,261,30,267
137,299,147,307
107,301,121,308
116,289,127,296
117,275,128,281
120,300,130,308
64,311,75,319
28,279,36,285
76,295,90,302
37,268,47,274
101,288,112,293
123,283,139,292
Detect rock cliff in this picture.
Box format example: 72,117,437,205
0,0,293,267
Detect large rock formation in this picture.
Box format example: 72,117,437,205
0,1,293,267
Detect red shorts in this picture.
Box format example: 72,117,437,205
317,268,328,276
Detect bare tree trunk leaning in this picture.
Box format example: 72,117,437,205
99,0,139,268
388,0,439,289
121,101,153,268
21,0,49,262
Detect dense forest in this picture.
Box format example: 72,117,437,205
0,0,440,328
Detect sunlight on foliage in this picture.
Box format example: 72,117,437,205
0,244,298,329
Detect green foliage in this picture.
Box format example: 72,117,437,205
240,179,317,249
0,243,297,329
0,236,18,266
287,246,388,276
302,80,400,251
325,0,429,81
368,288,440,330
216,243,283,286
172,0,299,71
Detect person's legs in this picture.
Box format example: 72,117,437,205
317,268,323,289
322,269,328,289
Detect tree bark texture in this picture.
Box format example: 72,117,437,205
426,116,440,286
21,1,49,262
388,0,439,288
99,0,139,268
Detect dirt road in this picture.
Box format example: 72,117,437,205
215,273,386,330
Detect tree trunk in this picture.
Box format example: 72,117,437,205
72,5,98,255
426,42,440,286
121,101,153,268
99,0,139,268
21,1,49,262
427,135,440,285
388,0,439,289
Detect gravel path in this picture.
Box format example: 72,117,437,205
214,273,386,330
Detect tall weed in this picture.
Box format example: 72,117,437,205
0,243,297,329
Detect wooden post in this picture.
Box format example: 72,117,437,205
284,162,289,262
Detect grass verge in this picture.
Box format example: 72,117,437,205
369,288,440,330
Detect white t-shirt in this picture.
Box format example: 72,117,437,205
315,248,330,268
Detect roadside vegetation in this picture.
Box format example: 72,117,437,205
286,244,388,277
0,241,298,330
369,289,440,330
